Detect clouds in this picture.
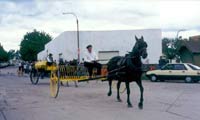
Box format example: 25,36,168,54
0,0,200,50
74,0,160,29
0,0,161,30
161,1,200,30
160,1,200,38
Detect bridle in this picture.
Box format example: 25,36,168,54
128,46,147,59
139,47,147,56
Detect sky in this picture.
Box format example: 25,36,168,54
0,0,200,51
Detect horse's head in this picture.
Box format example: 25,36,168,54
131,35,148,59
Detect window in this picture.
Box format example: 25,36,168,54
98,51,119,64
162,64,187,70
173,64,187,70
187,64,200,70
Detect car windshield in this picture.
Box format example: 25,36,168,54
187,64,200,70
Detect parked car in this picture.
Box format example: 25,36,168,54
146,63,200,83
0,62,9,68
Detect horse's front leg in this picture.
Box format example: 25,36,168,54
107,79,112,96
126,81,132,107
136,80,144,109
117,81,122,102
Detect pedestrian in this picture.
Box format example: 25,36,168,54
18,61,23,76
59,53,64,65
159,56,169,69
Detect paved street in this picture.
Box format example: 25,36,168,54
0,66,200,120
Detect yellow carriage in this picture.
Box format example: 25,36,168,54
30,60,126,98
49,64,108,98
30,60,108,98
30,61,57,85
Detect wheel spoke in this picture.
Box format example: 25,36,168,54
50,70,60,98
30,70,39,85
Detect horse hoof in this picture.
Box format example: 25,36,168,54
107,92,112,96
127,104,133,108
117,99,122,102
138,103,143,109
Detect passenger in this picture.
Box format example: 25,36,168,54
59,53,64,65
47,53,53,66
84,45,102,77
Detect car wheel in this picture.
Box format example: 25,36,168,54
185,77,192,83
150,75,157,82
193,79,199,83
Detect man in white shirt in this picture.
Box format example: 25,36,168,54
84,45,102,77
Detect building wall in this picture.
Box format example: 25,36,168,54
38,29,162,64
193,54,200,66
179,47,200,66
179,48,194,63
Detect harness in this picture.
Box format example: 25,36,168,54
108,55,140,78
117,54,140,71
109,44,146,77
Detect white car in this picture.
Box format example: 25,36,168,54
146,63,200,83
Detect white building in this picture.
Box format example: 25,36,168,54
38,29,162,64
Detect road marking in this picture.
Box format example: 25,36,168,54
0,110,7,120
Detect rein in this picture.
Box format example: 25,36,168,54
108,54,138,74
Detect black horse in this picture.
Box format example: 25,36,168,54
107,35,148,108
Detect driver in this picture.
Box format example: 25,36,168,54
84,45,102,77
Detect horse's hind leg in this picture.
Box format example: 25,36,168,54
117,81,122,102
126,82,132,107
107,79,112,96
136,80,144,109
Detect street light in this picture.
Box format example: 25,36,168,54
63,12,80,63
176,29,186,40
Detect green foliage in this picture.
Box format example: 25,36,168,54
14,50,21,60
162,38,177,60
162,38,175,55
0,44,8,61
7,49,15,60
20,29,52,61
166,47,176,60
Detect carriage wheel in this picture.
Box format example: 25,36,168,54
50,70,60,98
112,81,126,94
30,69,40,85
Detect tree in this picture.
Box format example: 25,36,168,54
15,50,21,60
7,49,15,60
0,44,8,61
162,38,177,62
162,38,170,55
20,29,52,61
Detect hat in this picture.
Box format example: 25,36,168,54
86,44,92,49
